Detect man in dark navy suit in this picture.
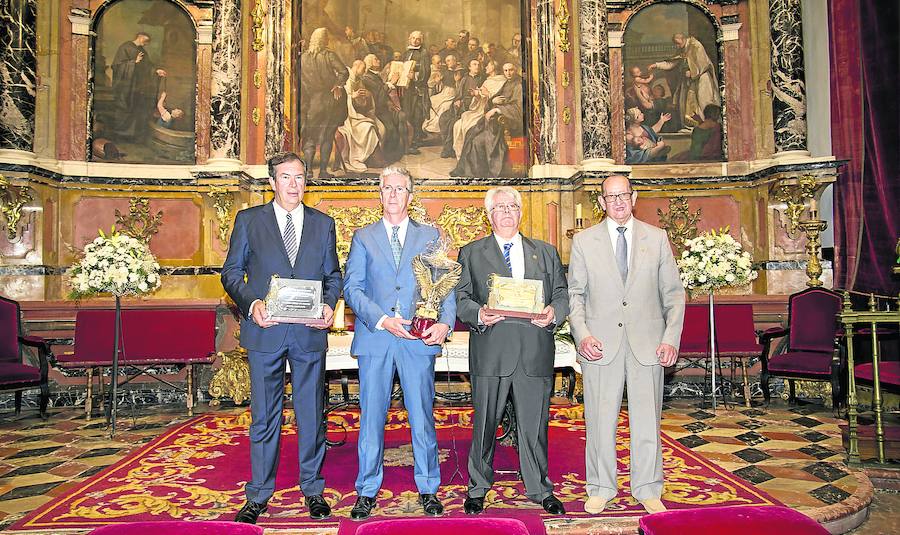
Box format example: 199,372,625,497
222,152,342,524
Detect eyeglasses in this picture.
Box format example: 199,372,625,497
602,192,634,203
491,203,521,213
380,185,409,195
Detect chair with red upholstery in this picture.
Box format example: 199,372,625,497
759,287,843,407
714,304,764,406
0,295,50,418
339,517,531,535
638,505,828,535
88,521,263,534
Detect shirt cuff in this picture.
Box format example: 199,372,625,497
375,314,388,330
248,299,262,325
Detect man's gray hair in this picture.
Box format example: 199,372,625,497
484,186,522,212
379,166,413,191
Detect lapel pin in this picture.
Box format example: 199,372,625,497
532,255,537,260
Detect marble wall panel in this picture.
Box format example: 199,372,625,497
769,0,807,153
578,0,611,160
0,0,37,151
536,0,558,164
210,0,241,160
265,0,285,159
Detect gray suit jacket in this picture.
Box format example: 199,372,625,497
568,218,685,366
456,235,569,377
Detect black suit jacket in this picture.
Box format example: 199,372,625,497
456,235,569,377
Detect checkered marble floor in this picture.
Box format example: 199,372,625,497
0,399,889,533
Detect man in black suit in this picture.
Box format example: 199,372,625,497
455,186,569,515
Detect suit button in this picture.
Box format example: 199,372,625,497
396,286,401,291
622,301,627,306
391,307,396,312
618,323,623,327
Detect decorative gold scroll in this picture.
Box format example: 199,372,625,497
208,186,234,246
0,175,32,241
115,198,163,244
657,197,702,257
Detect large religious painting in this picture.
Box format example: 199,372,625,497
297,0,528,179
90,0,196,164
622,2,724,165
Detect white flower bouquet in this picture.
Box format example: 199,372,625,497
69,228,161,299
678,227,758,294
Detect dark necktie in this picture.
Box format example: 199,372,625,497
503,242,513,274
284,213,298,267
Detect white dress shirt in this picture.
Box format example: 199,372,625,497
493,232,525,279
376,217,410,330
250,202,306,318
606,215,634,262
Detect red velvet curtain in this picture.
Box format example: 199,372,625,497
829,0,900,295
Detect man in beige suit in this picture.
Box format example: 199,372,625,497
568,175,684,515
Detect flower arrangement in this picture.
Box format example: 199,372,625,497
677,227,758,294
69,228,161,299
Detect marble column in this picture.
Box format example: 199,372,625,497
264,0,286,159
769,0,808,157
209,0,242,164
0,0,37,153
535,0,558,164
578,0,612,165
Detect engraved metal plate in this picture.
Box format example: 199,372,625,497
264,276,325,324
485,275,546,319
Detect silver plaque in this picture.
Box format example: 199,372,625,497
264,276,325,324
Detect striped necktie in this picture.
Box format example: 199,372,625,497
391,225,402,268
283,212,298,267
502,242,513,273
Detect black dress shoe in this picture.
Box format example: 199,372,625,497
541,494,566,515
419,493,444,516
305,494,331,520
234,500,268,524
463,495,484,515
350,495,376,520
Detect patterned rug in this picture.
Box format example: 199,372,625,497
9,406,781,531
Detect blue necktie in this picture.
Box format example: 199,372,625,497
616,226,628,281
283,213,298,267
391,225,402,268
503,242,513,274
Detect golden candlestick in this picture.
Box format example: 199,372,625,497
566,217,584,239
798,210,827,287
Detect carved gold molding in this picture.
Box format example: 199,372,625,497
409,197,434,227
0,175,33,241
436,206,490,250
115,198,163,243
774,174,818,236
250,0,265,52
557,0,571,53
561,71,570,88
562,106,571,125
253,70,262,89
208,186,235,246
588,190,606,221
252,107,261,125
657,197,702,257
328,205,383,268
209,349,251,406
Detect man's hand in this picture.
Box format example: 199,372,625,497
383,316,416,339
661,112,671,123
156,69,167,77
251,301,279,329
578,335,603,361
136,52,144,63
479,306,505,326
485,108,500,120
421,322,450,346
312,304,335,330
656,343,678,367
531,305,555,328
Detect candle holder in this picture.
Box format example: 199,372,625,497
330,298,349,335
566,217,584,239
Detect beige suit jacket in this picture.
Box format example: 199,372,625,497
568,218,685,366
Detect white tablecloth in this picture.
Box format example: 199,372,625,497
324,331,580,374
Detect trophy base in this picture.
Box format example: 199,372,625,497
410,316,436,338
267,316,328,327
483,307,548,321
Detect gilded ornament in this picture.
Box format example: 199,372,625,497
115,198,163,244
0,175,32,241
209,349,251,406
798,213,827,287
251,1,265,52
561,71,570,88
253,70,262,89
408,197,433,226
588,190,606,221
208,186,234,246
774,174,818,235
252,107,261,125
435,206,490,250
328,205,383,268
562,106,571,125
657,197,702,257
557,0,571,53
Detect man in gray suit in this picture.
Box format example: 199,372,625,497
456,186,569,515
568,175,684,515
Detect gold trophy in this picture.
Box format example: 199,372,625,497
410,240,462,338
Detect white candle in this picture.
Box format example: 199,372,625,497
576,203,583,220
333,298,345,330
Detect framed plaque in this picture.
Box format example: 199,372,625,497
484,275,547,320
264,276,327,326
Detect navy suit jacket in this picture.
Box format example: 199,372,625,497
343,219,456,357
221,202,343,354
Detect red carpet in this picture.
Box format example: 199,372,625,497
10,406,781,532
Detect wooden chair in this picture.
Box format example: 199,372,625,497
0,295,51,418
